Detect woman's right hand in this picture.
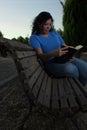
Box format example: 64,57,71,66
54,46,69,57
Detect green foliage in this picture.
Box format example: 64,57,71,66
56,28,64,39
0,31,3,37
63,0,87,48
0,30,29,44
12,36,29,44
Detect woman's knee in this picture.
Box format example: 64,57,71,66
64,63,79,78
45,62,79,78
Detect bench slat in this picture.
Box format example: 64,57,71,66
51,79,59,109
0,37,32,50
37,73,48,105
42,77,52,108
58,79,68,109
20,56,38,69
8,40,32,50
15,51,36,59
32,70,45,98
64,78,79,108
24,63,40,78
28,66,42,89
69,78,87,106
74,79,87,97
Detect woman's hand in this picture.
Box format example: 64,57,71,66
54,46,69,57
59,46,69,56
35,45,69,61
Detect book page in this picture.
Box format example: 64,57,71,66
75,45,83,50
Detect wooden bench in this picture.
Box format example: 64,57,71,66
0,37,87,114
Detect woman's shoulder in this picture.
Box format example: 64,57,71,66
30,34,42,39
30,34,37,39
49,30,59,36
30,34,39,42
30,34,42,44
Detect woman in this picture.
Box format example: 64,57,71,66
29,11,87,86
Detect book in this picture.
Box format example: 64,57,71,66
52,45,83,64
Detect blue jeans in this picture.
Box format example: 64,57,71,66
45,58,87,86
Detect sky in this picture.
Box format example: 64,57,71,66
0,0,64,39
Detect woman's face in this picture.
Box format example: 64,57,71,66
42,18,52,34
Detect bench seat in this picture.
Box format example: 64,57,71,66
14,49,87,111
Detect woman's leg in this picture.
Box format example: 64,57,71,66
45,61,79,78
72,58,87,86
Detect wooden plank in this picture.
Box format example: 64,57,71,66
42,77,52,108
37,73,48,105
74,78,87,97
57,78,68,109
20,56,38,69
64,78,79,108
69,78,87,106
24,62,40,78
9,40,30,49
0,37,32,50
15,50,36,59
28,66,42,89
32,70,45,98
51,78,59,109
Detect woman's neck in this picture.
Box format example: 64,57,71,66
41,33,49,37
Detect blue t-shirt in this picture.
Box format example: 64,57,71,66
29,30,64,53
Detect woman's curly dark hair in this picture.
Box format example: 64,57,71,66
31,11,54,35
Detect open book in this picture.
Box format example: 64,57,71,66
52,45,83,63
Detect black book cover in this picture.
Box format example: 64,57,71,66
52,45,83,64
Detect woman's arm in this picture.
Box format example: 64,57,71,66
35,46,68,62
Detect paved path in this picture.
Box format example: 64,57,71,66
0,57,18,86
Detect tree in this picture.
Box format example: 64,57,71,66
56,28,64,39
63,0,87,48
59,0,64,9
0,31,3,37
12,36,28,44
